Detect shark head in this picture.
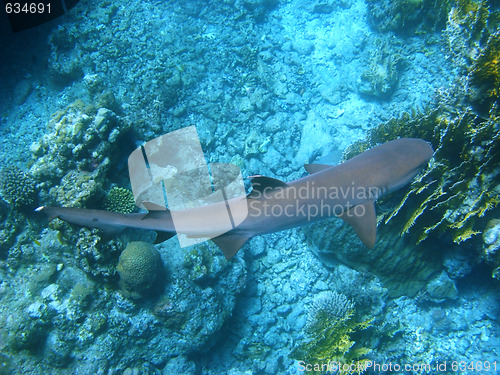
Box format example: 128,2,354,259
383,138,434,193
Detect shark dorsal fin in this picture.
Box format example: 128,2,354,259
338,200,377,249
142,201,173,221
247,175,288,199
304,164,333,174
142,201,166,211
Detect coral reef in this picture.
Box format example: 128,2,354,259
75,228,122,280
483,218,500,279
0,207,24,259
343,107,499,249
470,30,500,111
444,0,499,88
358,39,404,99
117,241,165,299
291,291,373,375
367,0,453,35
104,186,136,213
183,241,229,283
345,3,500,245
0,166,38,210
29,98,130,207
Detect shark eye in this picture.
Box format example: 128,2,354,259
92,218,99,223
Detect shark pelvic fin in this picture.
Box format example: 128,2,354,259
211,232,251,260
247,175,288,199
338,200,377,249
100,228,124,242
304,164,333,174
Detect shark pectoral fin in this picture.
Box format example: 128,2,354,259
304,164,333,174
247,175,288,199
154,231,175,244
211,232,251,260
338,200,377,249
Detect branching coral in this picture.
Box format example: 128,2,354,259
470,30,500,108
0,166,38,210
444,0,499,73
291,292,373,375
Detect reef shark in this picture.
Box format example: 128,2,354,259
36,138,433,260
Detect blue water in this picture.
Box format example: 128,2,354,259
0,0,499,374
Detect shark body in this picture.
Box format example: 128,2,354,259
37,138,433,260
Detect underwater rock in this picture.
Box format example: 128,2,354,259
183,241,229,284
0,209,24,259
13,79,33,105
163,355,196,375
304,218,442,297
29,100,130,207
48,50,83,87
308,0,352,13
358,39,404,99
44,330,72,368
483,218,500,279
443,0,499,104
117,241,164,299
294,111,332,166
237,0,279,22
48,26,82,86
49,26,76,52
367,0,452,35
291,39,315,56
425,271,459,301
52,169,103,208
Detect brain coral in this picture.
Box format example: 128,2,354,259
117,241,164,299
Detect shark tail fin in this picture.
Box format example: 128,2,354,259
338,200,377,248
211,232,252,260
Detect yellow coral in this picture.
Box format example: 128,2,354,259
291,292,373,375
471,31,500,99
